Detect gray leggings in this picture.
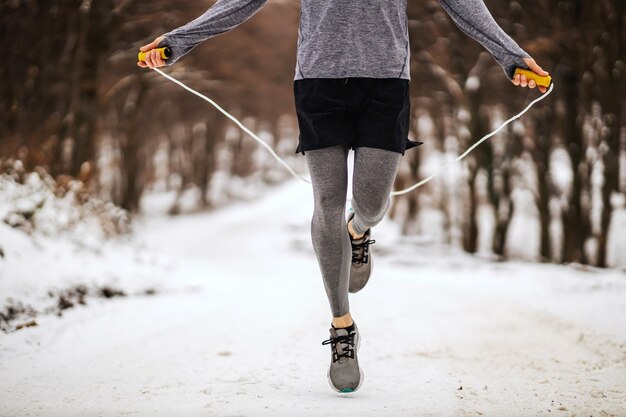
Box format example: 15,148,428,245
305,144,402,318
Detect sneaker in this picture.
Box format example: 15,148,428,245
321,321,363,393
347,210,375,293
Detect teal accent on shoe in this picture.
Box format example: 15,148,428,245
340,388,354,393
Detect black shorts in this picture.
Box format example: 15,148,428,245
293,77,422,155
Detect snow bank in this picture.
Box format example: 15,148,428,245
0,160,169,332
0,160,130,245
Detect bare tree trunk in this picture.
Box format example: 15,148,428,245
463,59,490,254
560,69,590,264
533,111,554,262
67,0,114,180
597,0,625,267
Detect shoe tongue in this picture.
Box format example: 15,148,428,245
334,328,349,337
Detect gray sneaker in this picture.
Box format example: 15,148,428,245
321,321,364,393
347,211,375,293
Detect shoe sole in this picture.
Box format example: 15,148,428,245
326,328,364,393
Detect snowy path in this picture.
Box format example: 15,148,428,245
1,179,625,417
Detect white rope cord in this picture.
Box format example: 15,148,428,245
152,67,553,196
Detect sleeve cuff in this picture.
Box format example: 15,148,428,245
501,52,531,80
157,36,190,66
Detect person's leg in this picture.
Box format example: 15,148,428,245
305,144,354,326
349,147,402,237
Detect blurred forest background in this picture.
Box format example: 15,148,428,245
1,0,625,267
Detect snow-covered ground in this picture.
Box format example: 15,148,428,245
1,178,625,417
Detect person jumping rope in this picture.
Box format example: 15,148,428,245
138,0,549,393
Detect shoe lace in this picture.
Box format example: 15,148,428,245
351,235,375,265
321,332,356,363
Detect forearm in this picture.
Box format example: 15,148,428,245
438,0,530,79
160,0,267,65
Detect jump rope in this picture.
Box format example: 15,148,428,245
139,48,554,197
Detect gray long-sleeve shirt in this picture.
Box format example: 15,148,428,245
159,0,530,81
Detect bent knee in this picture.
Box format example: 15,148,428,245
352,196,390,221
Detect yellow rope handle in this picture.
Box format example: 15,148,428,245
514,68,552,88
138,47,171,63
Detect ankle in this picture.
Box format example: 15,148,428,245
347,219,365,240
332,312,354,328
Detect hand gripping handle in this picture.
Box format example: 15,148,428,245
514,68,552,88
138,47,171,63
